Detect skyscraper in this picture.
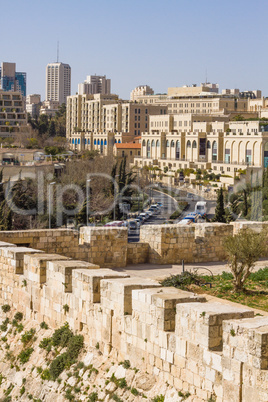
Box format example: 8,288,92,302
78,75,111,95
46,62,71,105
0,62,26,97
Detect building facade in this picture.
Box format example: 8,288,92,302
130,85,154,101
0,90,27,136
0,62,26,97
78,75,111,95
133,115,268,178
66,93,167,151
46,62,71,105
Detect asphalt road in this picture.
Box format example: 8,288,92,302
128,188,216,243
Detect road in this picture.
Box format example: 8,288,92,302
128,188,216,243
128,189,177,242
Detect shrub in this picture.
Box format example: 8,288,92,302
21,328,36,346
52,323,72,347
88,392,98,402
63,304,69,313
39,337,51,349
18,347,34,364
40,321,49,330
20,386,25,395
119,359,131,369
2,305,11,313
41,368,51,381
160,272,201,289
152,395,165,402
14,312,23,321
49,353,67,380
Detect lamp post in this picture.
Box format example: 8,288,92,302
48,182,56,229
114,174,119,221
86,179,91,226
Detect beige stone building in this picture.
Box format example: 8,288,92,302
67,93,167,151
130,85,154,101
134,115,268,177
0,90,27,136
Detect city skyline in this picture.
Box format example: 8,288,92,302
2,0,268,100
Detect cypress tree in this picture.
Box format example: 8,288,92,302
213,187,226,223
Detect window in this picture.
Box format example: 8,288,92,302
212,141,217,161
187,140,191,148
207,140,211,149
192,140,197,148
166,140,170,147
130,151,132,156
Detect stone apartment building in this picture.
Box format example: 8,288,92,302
67,93,167,152
0,90,27,136
134,115,268,177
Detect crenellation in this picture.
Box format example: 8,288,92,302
0,226,268,400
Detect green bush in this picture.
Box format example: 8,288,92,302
88,392,98,402
51,323,72,347
1,305,11,313
39,337,51,349
40,321,49,330
160,272,201,289
49,353,67,380
14,312,23,321
41,369,51,381
18,347,34,364
21,328,35,346
152,395,165,402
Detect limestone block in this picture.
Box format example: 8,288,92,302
176,302,254,351
24,253,69,284
101,277,160,315
47,260,99,292
1,246,43,274
72,268,129,303
223,316,268,369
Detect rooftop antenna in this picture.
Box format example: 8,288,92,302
205,68,208,84
57,41,59,63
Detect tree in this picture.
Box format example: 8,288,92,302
213,187,226,222
48,120,56,137
243,189,248,217
224,229,266,291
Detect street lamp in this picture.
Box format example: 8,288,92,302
86,179,91,226
48,182,56,229
114,174,119,221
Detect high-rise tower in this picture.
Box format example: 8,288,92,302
46,62,71,105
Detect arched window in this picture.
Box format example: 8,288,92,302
94,139,96,145
207,140,211,149
101,139,103,145
151,140,155,147
104,139,107,145
192,140,197,148
156,140,160,147
78,139,80,144
212,141,217,161
115,139,117,143
171,140,175,147
88,139,90,144
84,139,87,144
147,140,151,158
75,139,77,145
142,139,146,146
118,140,121,143
97,139,100,145
72,139,74,144
186,140,191,148
176,140,180,159
166,140,170,147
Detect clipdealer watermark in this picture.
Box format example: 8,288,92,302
3,171,177,228
3,168,264,231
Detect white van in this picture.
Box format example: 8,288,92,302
195,201,207,216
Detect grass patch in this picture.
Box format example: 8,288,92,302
161,268,268,312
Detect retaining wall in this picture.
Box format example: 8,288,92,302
0,238,268,401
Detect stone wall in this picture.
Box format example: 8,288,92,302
139,223,234,264
0,238,268,401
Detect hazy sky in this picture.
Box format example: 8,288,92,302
2,0,268,100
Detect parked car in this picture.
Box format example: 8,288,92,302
128,220,138,230
134,219,141,227
139,212,149,221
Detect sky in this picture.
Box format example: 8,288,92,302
2,0,268,100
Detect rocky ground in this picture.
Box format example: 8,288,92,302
0,309,193,402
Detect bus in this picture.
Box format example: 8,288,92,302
195,201,207,216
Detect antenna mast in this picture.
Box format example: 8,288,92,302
57,41,59,63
